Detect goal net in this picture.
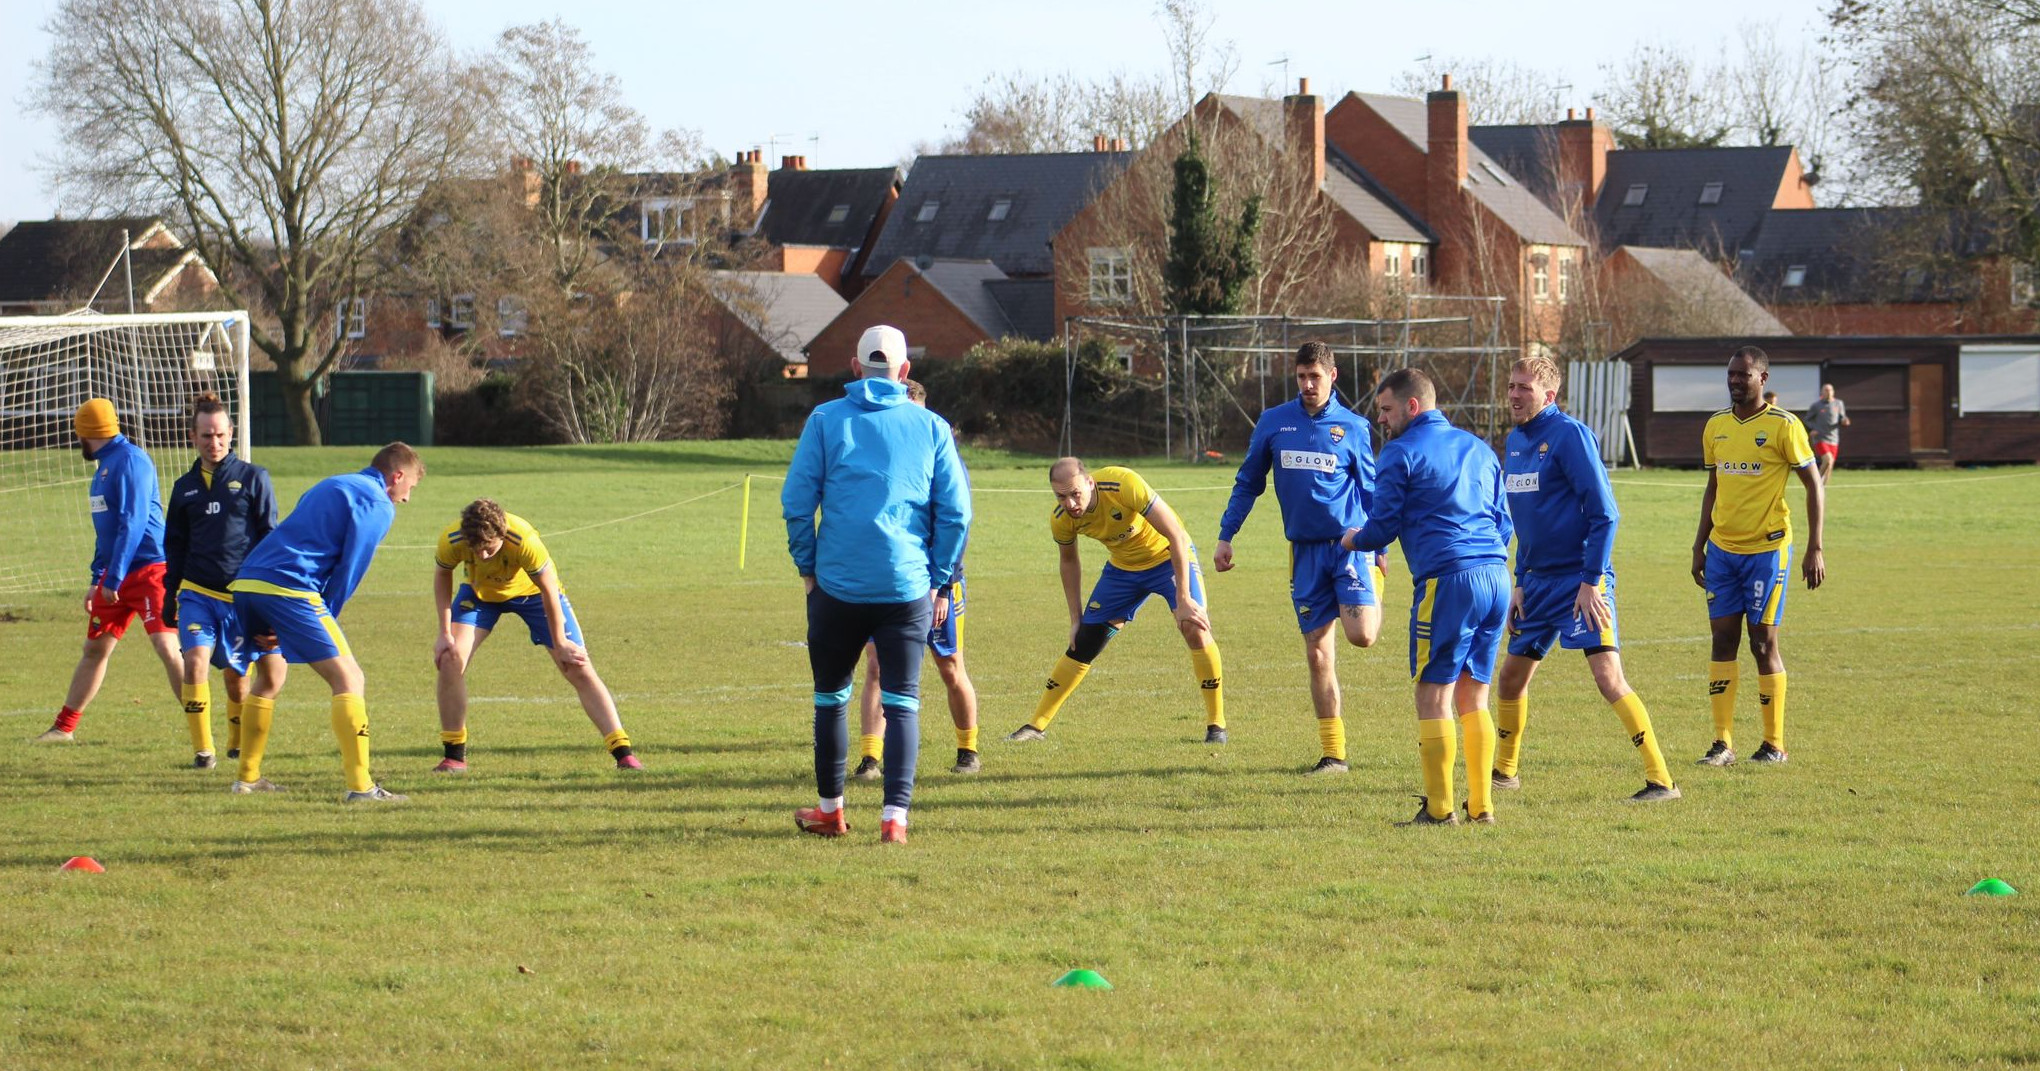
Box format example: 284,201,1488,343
0,311,251,595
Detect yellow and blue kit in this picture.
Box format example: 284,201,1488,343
437,513,583,647
229,467,394,664
165,454,277,671
1504,404,1621,659
1349,410,1513,683
1053,466,1202,624
1219,395,1383,632
1703,405,1815,624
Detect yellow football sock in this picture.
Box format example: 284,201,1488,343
1494,695,1527,777
1418,719,1457,820
1460,708,1497,818
603,728,632,753
226,699,243,752
1317,716,1347,761
1708,660,1740,748
1758,672,1787,751
330,693,373,793
956,726,979,752
182,682,214,755
1190,644,1224,728
1611,691,1673,786
859,733,884,762
236,696,275,783
1029,656,1091,730
440,728,468,746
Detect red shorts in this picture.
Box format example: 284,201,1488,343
86,561,173,640
1813,442,1840,462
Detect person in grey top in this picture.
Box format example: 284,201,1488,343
1805,383,1849,482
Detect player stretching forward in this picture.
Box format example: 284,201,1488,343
1343,370,1511,826
854,379,982,778
1215,341,1382,773
36,399,184,747
1494,357,1678,802
1008,458,1224,743
227,443,424,801
1692,346,1826,766
164,393,278,768
429,499,640,772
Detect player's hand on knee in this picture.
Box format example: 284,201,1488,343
1174,597,1210,634
432,634,458,671
551,640,590,669
1212,541,1235,572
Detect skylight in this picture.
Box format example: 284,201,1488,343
988,199,1012,221
1699,182,1724,205
915,200,940,223
1784,265,1807,287
1623,184,1648,207
826,204,850,224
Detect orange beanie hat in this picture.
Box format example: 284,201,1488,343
74,398,120,440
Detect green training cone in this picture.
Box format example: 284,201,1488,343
1051,969,1113,990
1967,878,2018,896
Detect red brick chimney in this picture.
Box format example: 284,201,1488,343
510,155,539,208
1426,73,1468,221
736,149,768,215
1284,76,1325,191
1556,106,1613,212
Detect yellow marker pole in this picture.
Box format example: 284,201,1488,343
738,474,752,570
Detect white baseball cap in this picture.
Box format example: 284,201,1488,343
856,325,909,377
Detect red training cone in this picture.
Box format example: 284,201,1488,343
60,856,105,873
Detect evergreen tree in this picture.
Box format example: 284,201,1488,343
1164,133,1260,315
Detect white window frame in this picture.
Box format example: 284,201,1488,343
496,296,527,338
1698,181,1724,205
1114,342,1136,372
449,293,476,330
1531,247,1551,301
1411,246,1430,280
1783,265,1807,288
1383,245,1401,278
1088,247,1132,305
2011,262,2035,306
1958,344,2040,414
987,199,1012,222
1559,256,1578,303
641,198,691,244
425,297,442,329
334,297,367,340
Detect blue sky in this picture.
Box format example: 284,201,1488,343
0,0,1831,222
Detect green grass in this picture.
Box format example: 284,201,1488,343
2,444,2038,1069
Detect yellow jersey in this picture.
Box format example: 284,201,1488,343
1703,405,1815,553
1050,466,1174,571
435,512,554,601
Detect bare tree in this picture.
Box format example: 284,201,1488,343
1598,41,1733,149
35,0,476,444
1391,57,1575,124
1157,0,1240,113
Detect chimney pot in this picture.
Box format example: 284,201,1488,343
1441,73,1453,92
1094,135,1108,152
1566,108,1576,121
1298,77,1310,95
1585,107,1596,121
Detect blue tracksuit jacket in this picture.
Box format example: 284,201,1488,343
1503,404,1618,587
1348,410,1512,581
86,434,166,588
1218,395,1375,543
232,468,393,617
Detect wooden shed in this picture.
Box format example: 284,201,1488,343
1612,335,2040,466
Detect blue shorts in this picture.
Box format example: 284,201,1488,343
1290,540,1381,633
929,577,965,658
1705,544,1792,626
231,590,350,665
1082,553,1204,625
449,584,585,648
177,590,251,674
1409,564,1510,684
1507,572,1620,659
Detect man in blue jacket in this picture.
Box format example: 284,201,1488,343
782,325,972,845
1343,369,1512,826
227,442,424,802
1216,341,1383,773
36,399,183,744
164,392,279,769
1496,357,1678,802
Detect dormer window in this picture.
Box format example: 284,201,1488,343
1623,184,1648,207
1699,181,1724,205
1783,265,1807,288
915,200,940,223
642,198,689,244
987,199,1012,222
825,204,850,224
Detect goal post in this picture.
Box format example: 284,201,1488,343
0,311,253,595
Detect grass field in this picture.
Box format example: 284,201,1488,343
2,441,2037,1069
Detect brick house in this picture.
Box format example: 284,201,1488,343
751,158,900,295
808,257,1054,365
0,218,219,316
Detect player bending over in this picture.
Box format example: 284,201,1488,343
1008,458,1224,743
429,498,640,773
226,443,424,802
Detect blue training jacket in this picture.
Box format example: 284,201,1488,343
1504,404,1618,588
165,454,279,596
1218,395,1375,544
86,434,166,588
233,467,394,617
1349,409,1512,581
782,377,972,604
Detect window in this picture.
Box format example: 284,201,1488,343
915,200,940,223
425,298,442,329
987,199,1012,222
1383,245,1401,277
1531,248,1550,301
1622,184,1648,207
1698,181,1724,205
449,294,475,330
1958,344,2040,413
1114,342,1136,372
496,296,527,337
1783,265,1807,288
825,204,850,224
1559,257,1579,303
1411,246,1430,280
1654,364,1819,411
2011,262,2036,307
1088,247,1132,304
334,297,367,340
641,199,688,244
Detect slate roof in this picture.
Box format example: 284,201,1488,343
1468,124,1563,203
1616,246,1789,334
1592,147,1797,258
758,167,899,249
1325,146,1432,243
1350,94,1586,246
918,259,1016,338
984,277,1057,341
1735,207,1988,305
710,270,848,363
862,152,1131,279
0,219,198,304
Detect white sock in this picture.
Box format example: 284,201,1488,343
818,796,843,814
881,805,908,826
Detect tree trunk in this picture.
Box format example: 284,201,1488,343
277,361,325,446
